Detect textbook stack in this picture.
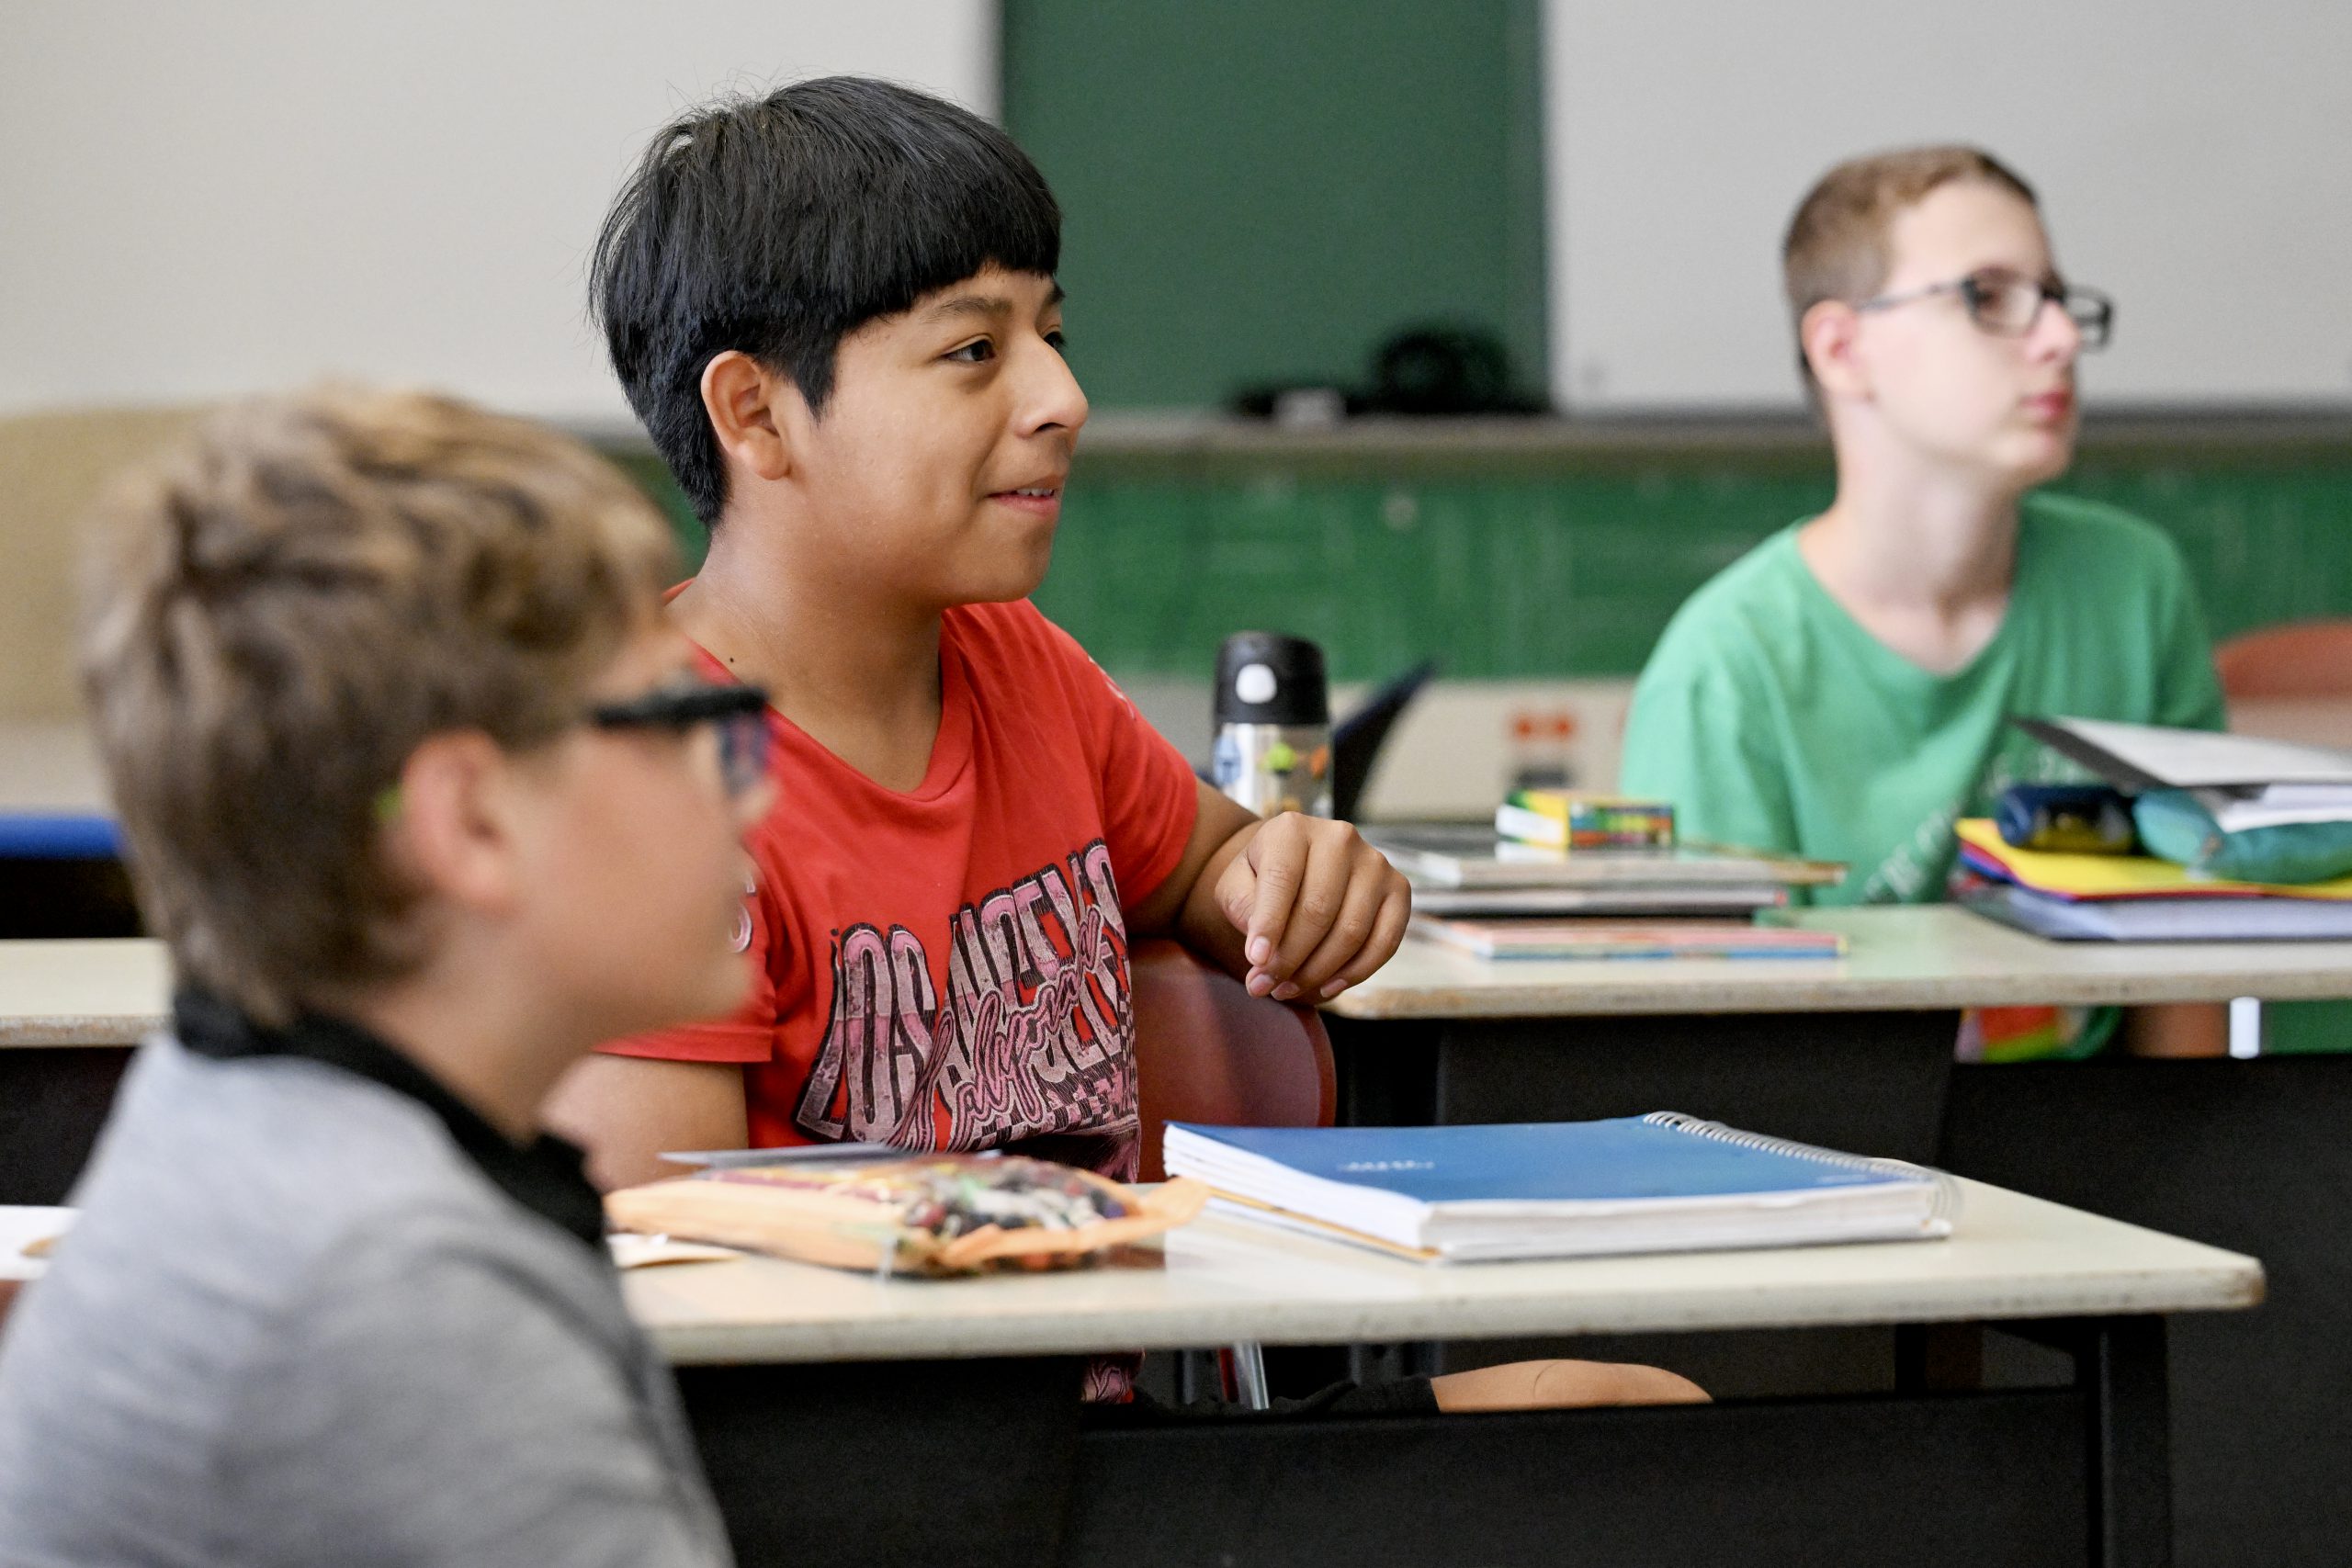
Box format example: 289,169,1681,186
1363,820,1846,956
1968,717,2352,941
1958,819,2352,941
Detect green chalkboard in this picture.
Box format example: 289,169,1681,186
1000,0,1547,411
602,438,2352,683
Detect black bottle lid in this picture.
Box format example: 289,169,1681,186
1214,632,1329,726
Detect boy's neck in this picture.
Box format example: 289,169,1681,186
333,984,579,1146
1796,439,2028,674
673,517,946,792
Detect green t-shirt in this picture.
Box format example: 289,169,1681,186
1620,491,2227,908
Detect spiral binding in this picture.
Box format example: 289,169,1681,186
1639,1111,1962,1226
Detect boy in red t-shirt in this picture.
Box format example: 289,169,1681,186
552,77,1702,1414
556,74,1410,1193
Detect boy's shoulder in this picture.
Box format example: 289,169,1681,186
2018,491,2191,580
944,595,1069,660
37,1040,583,1337
945,597,1130,707
1641,524,1814,680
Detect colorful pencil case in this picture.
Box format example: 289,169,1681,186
605,1153,1205,1278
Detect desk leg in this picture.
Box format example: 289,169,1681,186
2086,1316,2173,1568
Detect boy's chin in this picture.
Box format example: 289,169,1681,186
2000,434,2075,489
948,547,1056,605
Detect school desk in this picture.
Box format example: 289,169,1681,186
1323,904,2352,1568
627,1179,2257,1568
6,926,2345,1565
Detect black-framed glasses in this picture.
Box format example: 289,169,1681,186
1856,270,2114,348
590,681,773,798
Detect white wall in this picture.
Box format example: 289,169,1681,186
1543,0,2352,411
0,1,995,426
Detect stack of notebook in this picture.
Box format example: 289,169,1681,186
1958,818,2352,941
1364,820,1846,956
1363,821,1844,919
1163,1116,1957,1263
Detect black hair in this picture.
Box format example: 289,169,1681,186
589,76,1061,528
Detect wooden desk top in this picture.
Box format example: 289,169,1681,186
1327,905,2352,1021
0,940,168,1047
623,1178,2260,1366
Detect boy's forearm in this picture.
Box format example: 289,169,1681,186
1125,781,1261,976
1170,816,1260,979
542,1054,750,1191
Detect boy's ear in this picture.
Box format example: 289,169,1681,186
1798,300,1869,402
700,351,797,486
383,731,528,919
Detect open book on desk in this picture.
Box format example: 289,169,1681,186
1164,1116,1956,1263
2018,716,2352,832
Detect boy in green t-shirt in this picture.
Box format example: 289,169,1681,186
1620,146,2227,1057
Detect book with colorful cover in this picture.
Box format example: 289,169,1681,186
1163,1116,1958,1263
1410,914,1845,962
1496,792,1676,851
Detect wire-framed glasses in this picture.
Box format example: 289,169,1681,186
1856,269,2114,348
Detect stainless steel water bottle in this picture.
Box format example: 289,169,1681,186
1210,632,1332,818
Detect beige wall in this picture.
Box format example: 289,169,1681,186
0,406,205,722
2,3,996,426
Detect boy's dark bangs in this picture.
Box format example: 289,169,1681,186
812,149,1062,329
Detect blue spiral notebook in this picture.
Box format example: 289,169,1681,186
1162,1115,1959,1263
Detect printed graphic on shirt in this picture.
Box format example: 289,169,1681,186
1857,731,2092,903
794,839,1138,1168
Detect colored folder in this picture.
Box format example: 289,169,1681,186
1955,818,2352,902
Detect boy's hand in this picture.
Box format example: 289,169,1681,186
1216,812,1411,1001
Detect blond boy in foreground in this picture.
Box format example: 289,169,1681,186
0,389,765,1565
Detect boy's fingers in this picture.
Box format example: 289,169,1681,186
1263,829,1351,990
1280,868,1390,1000
1235,815,1306,971
1317,884,1412,998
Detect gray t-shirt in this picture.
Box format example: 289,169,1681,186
0,1032,733,1568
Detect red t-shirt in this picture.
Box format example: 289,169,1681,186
602,598,1200,1186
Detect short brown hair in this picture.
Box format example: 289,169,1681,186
1782,145,2038,345
80,387,679,1024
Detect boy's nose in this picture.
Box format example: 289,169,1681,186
1016,339,1089,435
2029,297,2084,363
